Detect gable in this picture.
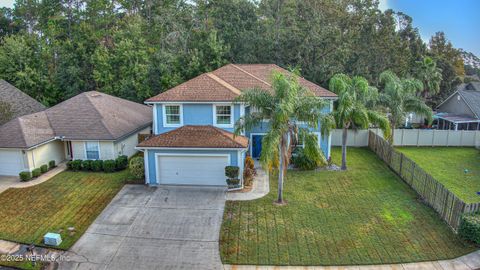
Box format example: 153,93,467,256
437,92,477,118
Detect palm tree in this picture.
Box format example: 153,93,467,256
329,74,391,170
415,56,442,100
234,70,334,204
378,70,433,143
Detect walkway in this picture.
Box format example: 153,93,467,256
226,163,269,201
0,163,66,194
224,250,480,269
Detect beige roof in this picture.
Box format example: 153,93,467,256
138,125,248,148
0,80,46,124
146,64,337,102
0,91,152,149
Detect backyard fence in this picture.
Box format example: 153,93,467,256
332,129,480,148
368,130,480,231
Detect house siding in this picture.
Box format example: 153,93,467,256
114,126,151,158
26,140,65,170
437,92,476,117
146,149,243,185
71,141,114,160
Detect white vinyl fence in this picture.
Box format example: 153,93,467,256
331,129,480,147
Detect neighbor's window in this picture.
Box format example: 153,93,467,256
215,105,232,125
165,105,181,125
85,142,100,160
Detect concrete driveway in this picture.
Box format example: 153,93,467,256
0,176,19,194
60,185,226,270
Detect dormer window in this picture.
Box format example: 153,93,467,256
213,104,233,127
163,104,183,127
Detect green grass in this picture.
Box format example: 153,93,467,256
396,147,480,204
220,147,477,266
0,170,135,250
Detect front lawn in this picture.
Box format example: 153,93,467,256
396,147,480,203
0,170,134,250
220,147,476,266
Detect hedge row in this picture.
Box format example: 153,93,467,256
66,155,128,173
19,160,56,182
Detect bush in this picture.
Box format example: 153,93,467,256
19,171,32,182
225,166,240,179
243,156,256,186
245,156,255,171
91,160,103,172
459,213,480,245
48,160,56,169
115,155,128,170
103,160,116,172
71,160,82,171
291,148,317,170
129,156,144,179
32,168,41,178
40,164,48,174
66,161,73,170
81,160,93,171
226,178,240,186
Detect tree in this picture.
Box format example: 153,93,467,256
329,74,390,170
415,56,442,101
234,70,334,204
378,70,433,142
0,101,13,125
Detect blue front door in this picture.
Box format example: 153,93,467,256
252,135,263,159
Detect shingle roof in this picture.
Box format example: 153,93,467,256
0,91,152,148
146,64,337,102
458,82,480,118
0,80,46,124
137,125,248,148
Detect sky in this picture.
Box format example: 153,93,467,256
379,0,480,56
0,0,478,56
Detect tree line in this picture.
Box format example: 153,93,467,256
0,0,467,107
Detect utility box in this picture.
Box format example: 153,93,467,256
44,233,62,246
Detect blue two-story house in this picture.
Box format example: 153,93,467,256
137,64,337,186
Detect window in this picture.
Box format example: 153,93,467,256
214,105,233,127
85,142,100,160
163,105,182,127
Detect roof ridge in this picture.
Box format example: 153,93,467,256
230,64,272,87
211,125,243,148
206,73,242,95
14,117,28,148
84,93,116,139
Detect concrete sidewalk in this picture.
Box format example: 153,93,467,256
226,164,269,201
224,250,480,270
0,162,66,194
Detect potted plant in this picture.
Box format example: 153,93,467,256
225,166,240,189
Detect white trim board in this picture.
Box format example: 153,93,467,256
162,104,184,128
213,104,234,128
135,147,247,151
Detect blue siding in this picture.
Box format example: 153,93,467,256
146,149,242,185
155,103,240,134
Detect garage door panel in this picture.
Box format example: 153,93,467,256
157,155,229,186
0,150,24,176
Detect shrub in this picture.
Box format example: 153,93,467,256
66,161,73,170
40,164,48,174
291,148,317,170
115,155,128,170
225,166,240,179
48,160,56,169
245,156,255,171
103,160,116,172
81,160,93,171
459,213,480,245
243,156,256,186
129,156,144,179
91,160,103,172
32,168,41,178
71,160,82,171
226,178,240,186
19,171,32,182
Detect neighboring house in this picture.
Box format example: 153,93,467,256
137,64,337,186
435,82,480,130
0,91,152,176
0,80,46,125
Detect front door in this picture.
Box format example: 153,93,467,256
251,135,264,159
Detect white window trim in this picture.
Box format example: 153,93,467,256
162,104,183,128
84,141,101,160
213,104,234,128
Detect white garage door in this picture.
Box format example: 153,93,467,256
0,149,24,176
157,155,229,186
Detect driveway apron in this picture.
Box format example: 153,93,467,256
59,185,226,270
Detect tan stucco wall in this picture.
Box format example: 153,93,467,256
71,141,115,160
114,126,151,158
26,140,65,170
438,93,476,117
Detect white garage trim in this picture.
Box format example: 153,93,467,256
154,153,230,186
